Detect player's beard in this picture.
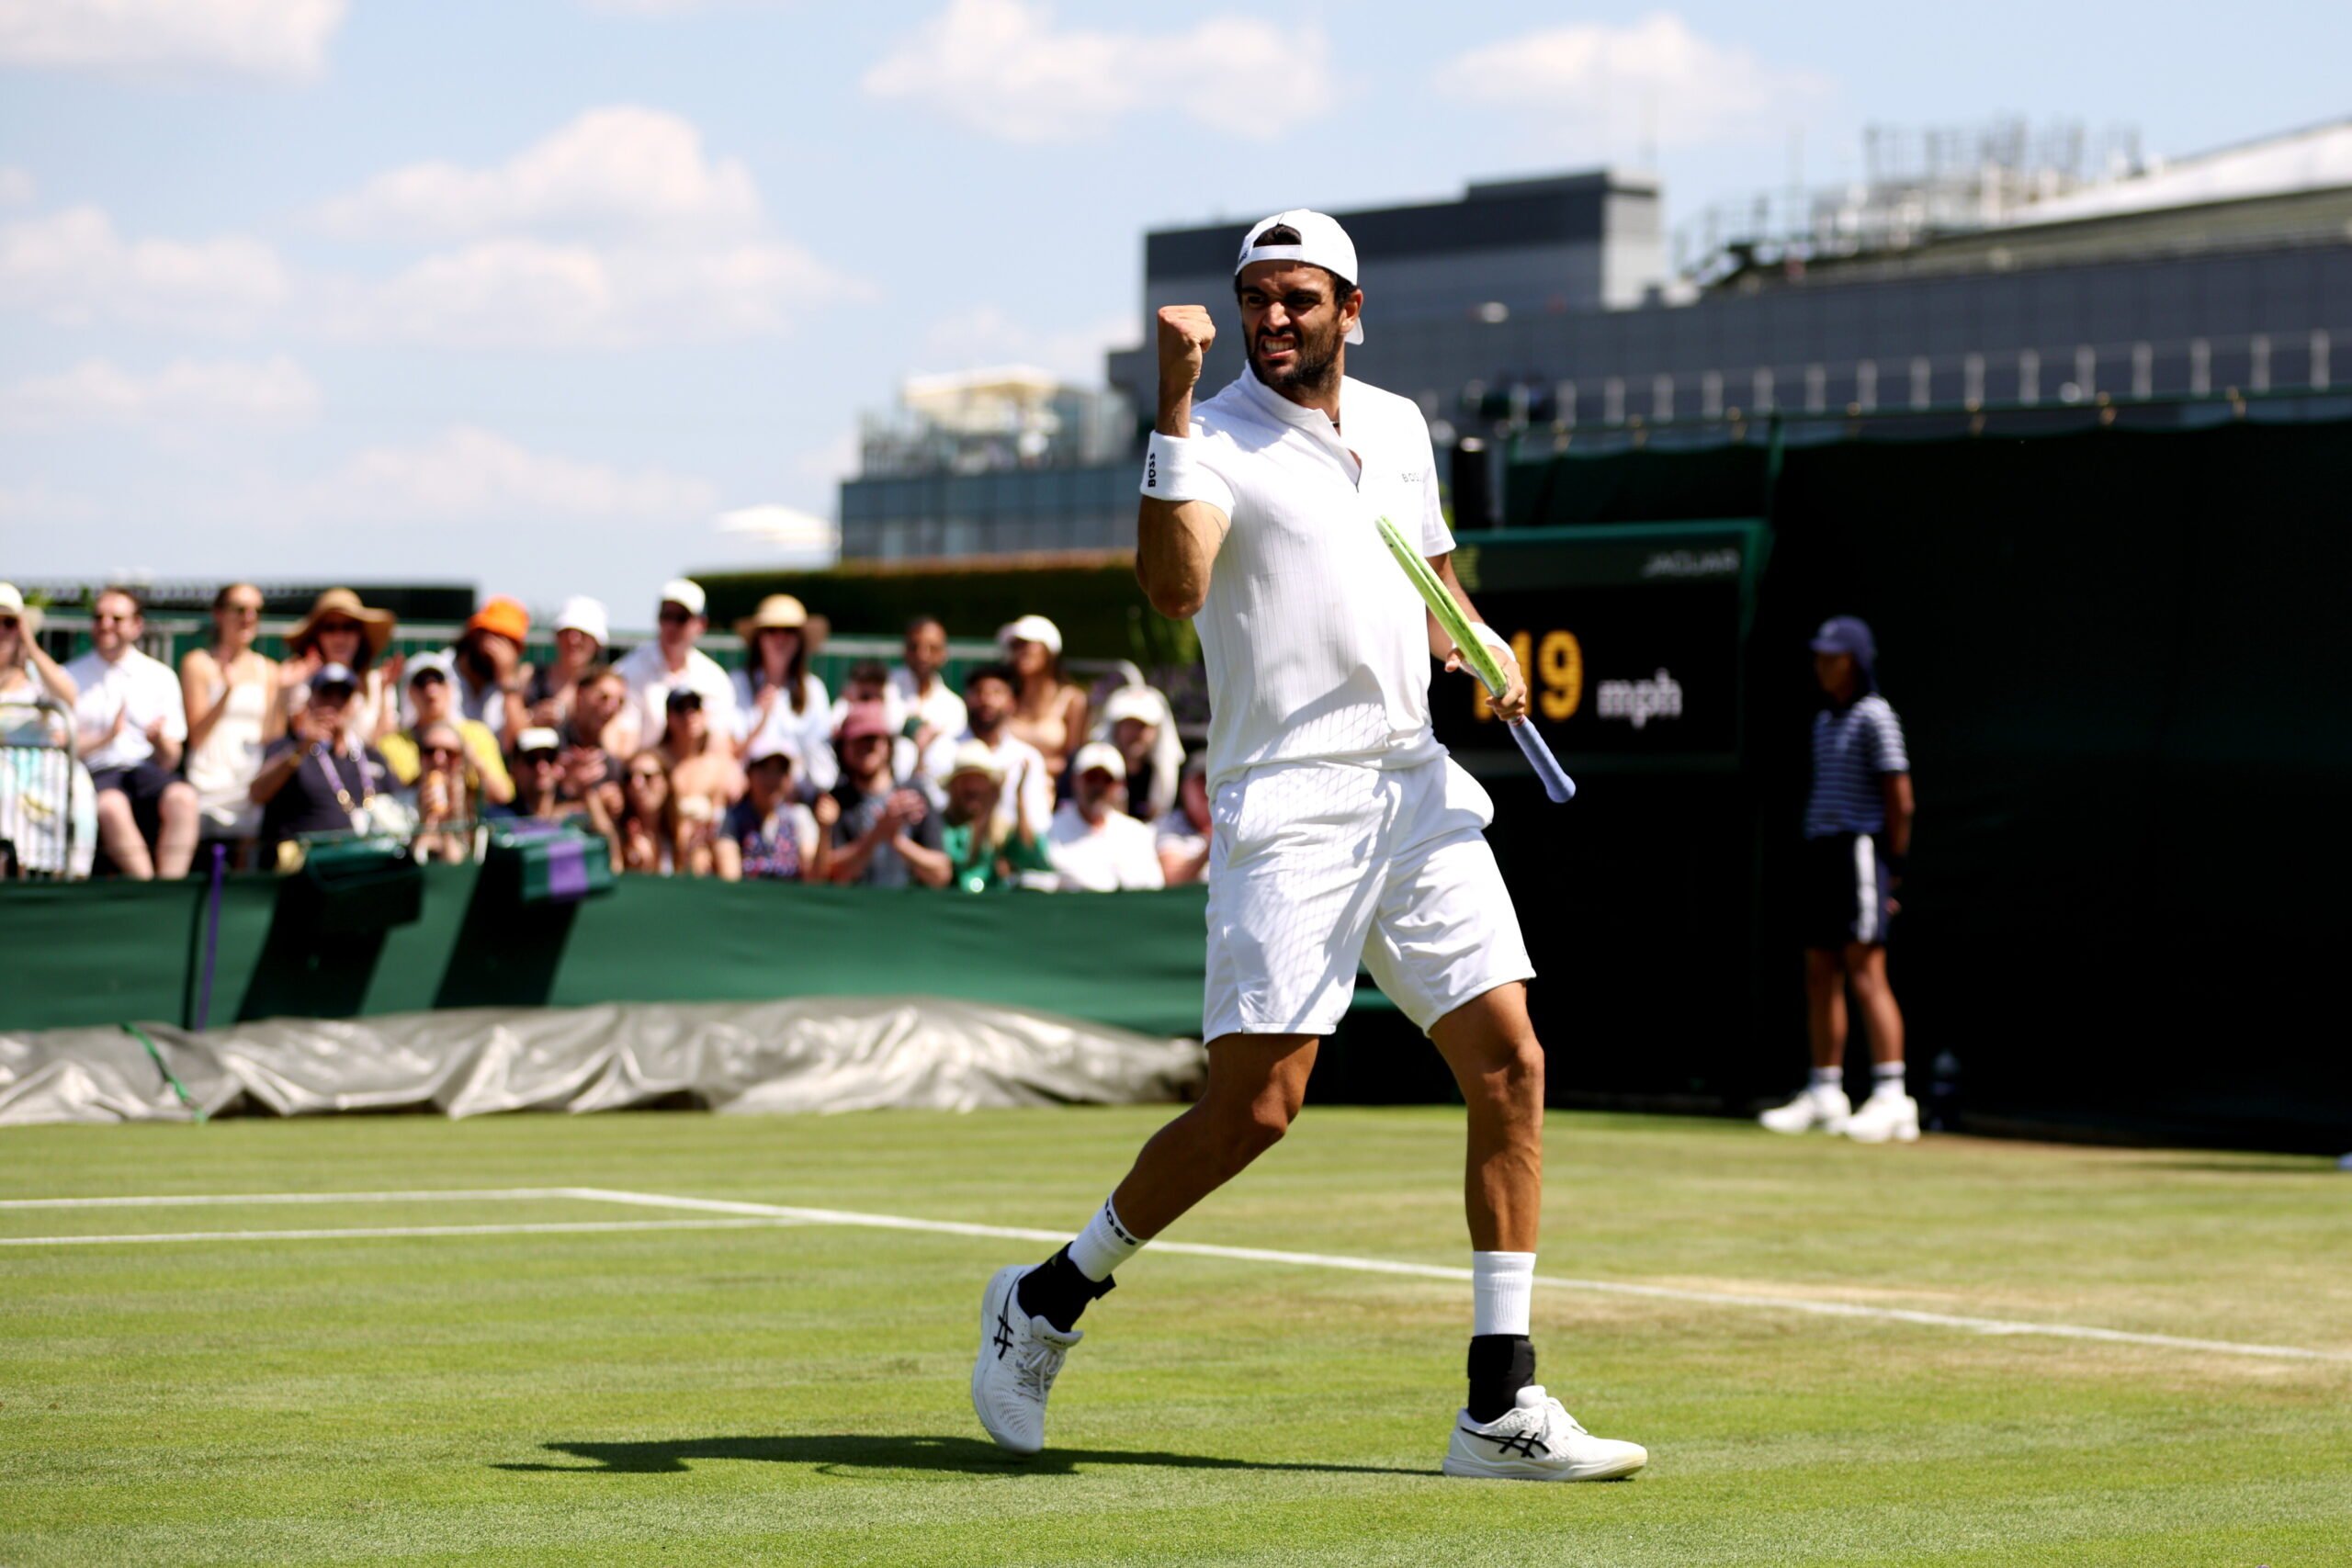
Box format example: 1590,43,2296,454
1250,315,1343,397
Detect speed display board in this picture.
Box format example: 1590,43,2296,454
1434,520,1769,770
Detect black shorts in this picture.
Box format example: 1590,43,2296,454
89,758,181,812
1799,832,1894,950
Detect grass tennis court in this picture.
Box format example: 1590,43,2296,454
3,1108,2346,1566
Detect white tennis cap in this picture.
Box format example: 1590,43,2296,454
658,578,706,617
1236,209,1363,345
555,595,609,644
1072,741,1126,780
1099,685,1162,728
997,614,1062,656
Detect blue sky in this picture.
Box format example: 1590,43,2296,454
2,0,2345,623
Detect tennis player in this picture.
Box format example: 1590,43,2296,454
972,210,1647,1482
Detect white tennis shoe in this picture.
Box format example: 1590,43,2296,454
971,1264,1081,1456
1840,1089,1921,1144
1758,1084,1850,1134
1443,1385,1648,1482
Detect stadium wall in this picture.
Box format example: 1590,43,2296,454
0,874,1209,1041
1476,411,2352,1151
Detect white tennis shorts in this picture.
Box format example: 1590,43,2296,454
1203,753,1534,1040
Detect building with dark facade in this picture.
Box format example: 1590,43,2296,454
839,119,2352,560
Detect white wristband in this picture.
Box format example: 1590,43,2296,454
1141,429,1204,500
1471,622,1512,660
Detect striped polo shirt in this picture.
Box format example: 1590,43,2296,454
1805,694,1909,839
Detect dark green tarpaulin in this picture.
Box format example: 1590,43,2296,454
1,872,1210,1040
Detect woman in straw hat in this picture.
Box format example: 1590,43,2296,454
729,593,838,793
279,587,397,745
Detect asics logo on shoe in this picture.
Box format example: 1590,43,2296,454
992,1303,1016,1359
1462,1425,1547,1458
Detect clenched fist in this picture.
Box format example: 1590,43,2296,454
1157,304,1216,392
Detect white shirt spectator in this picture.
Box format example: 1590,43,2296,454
736,669,838,791
887,665,964,781
1153,806,1209,882
616,642,738,755
1172,366,1453,789
1046,800,1166,892
65,645,186,774
924,728,1051,836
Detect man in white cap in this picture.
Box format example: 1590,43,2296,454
1042,741,1163,893
613,579,737,758
972,211,1647,1481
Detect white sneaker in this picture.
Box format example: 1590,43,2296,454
1443,1385,1648,1482
1759,1084,1850,1134
970,1264,1081,1457
1840,1089,1920,1144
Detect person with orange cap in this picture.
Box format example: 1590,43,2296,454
447,596,530,751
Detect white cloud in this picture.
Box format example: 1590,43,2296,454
334,235,868,348
323,426,718,523
0,355,320,427
315,106,763,242
1436,13,1829,151
0,0,345,81
864,0,1333,143
0,206,287,331
0,167,33,208
923,305,1131,383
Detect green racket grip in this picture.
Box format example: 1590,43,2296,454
1375,514,1577,804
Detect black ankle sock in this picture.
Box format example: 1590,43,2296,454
1466,1334,1536,1423
1014,1247,1114,1333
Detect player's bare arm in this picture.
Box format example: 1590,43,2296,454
1425,552,1530,720
1136,304,1229,620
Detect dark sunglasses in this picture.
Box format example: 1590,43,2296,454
93,612,136,626
657,606,693,625
423,744,462,760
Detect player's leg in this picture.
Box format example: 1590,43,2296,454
972,762,1374,1455
1366,761,1645,1480
1840,941,1917,1142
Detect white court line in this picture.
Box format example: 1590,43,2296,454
0,1189,584,1211
0,1217,797,1247
570,1187,2352,1367
8,1185,2344,1365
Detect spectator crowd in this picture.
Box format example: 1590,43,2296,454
0,578,1209,896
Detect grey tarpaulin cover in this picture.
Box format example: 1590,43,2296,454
0,998,1205,1124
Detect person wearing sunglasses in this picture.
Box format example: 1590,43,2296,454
64,585,199,880
178,581,282,863
613,579,737,759
0,581,78,716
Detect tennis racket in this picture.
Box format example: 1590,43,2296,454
1374,513,1577,804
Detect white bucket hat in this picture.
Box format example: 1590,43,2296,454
1236,209,1363,345
554,595,609,645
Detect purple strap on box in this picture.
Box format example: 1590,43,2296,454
542,834,590,901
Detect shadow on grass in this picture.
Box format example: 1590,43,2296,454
499,1434,1427,1479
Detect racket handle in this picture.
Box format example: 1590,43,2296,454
1508,718,1577,804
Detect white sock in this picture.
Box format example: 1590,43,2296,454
1872,1061,1906,1095
1471,1250,1536,1337
1810,1066,1844,1092
1067,1196,1144,1283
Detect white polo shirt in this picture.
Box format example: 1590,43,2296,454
1173,367,1453,789
64,646,187,774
